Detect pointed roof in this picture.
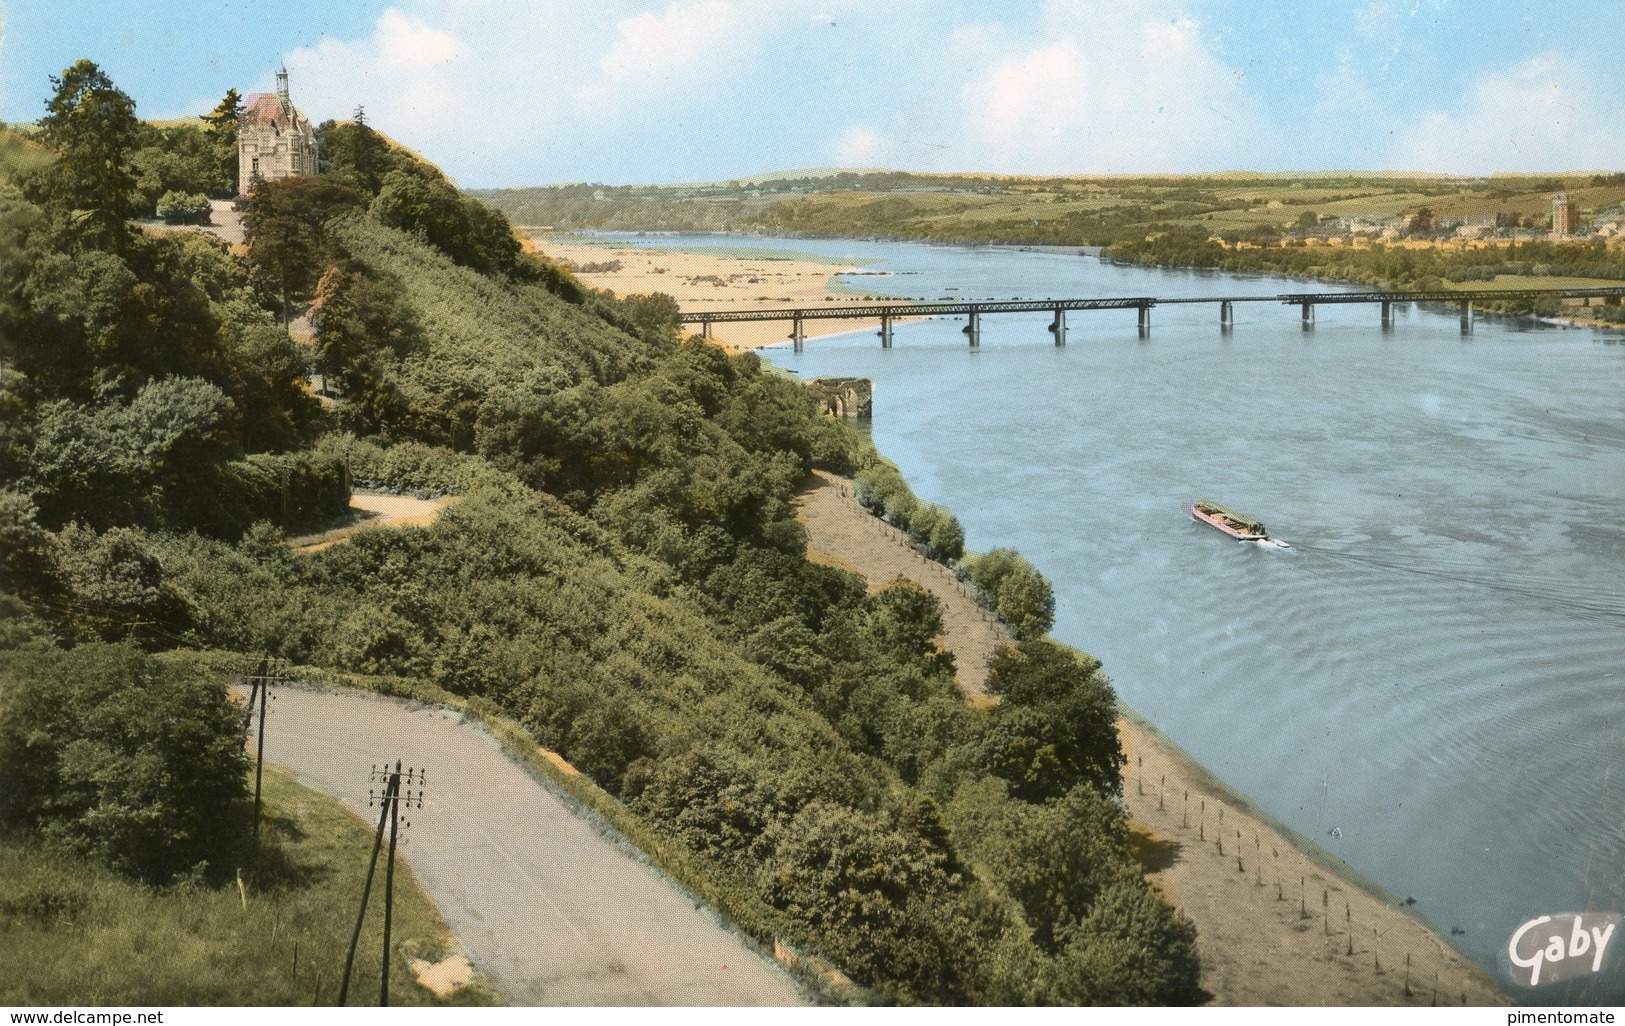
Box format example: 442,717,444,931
241,91,308,130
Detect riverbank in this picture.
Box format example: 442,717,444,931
792,471,1507,1006
525,234,897,351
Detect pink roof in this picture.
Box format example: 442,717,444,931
241,92,306,130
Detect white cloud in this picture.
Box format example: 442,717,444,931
593,1,737,88
955,5,1274,173
833,125,885,165
374,9,466,68
278,1,807,185
1389,53,1625,172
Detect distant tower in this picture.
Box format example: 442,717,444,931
238,66,319,196
1551,191,1572,239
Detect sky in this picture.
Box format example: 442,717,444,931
5,1,1623,189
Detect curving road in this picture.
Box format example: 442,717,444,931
251,685,805,1006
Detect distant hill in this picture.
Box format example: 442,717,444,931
478,168,1625,246
0,128,52,182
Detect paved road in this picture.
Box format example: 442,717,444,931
252,685,805,1006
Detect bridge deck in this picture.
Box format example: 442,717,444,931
678,286,1625,324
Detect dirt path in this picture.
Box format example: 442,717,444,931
290,492,456,553
794,470,1006,699
792,471,1506,1006
253,685,806,1006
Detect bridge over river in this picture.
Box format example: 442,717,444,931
679,286,1625,348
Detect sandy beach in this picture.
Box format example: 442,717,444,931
525,233,902,351
793,470,1507,1006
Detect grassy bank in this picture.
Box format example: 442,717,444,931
0,768,498,1006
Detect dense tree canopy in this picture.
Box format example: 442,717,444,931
0,644,248,883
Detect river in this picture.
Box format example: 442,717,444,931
586,232,1625,1003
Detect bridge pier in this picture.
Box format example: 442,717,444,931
878,315,893,349
1137,303,1151,337
699,320,712,339
791,314,805,352
1381,301,1393,329
963,311,981,347
1049,309,1067,345
1301,301,1315,330
1220,301,1233,331
1459,300,1473,335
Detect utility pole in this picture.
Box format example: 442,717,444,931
243,658,288,854
338,768,393,1008
337,761,425,1007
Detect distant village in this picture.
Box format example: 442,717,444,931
1233,189,1625,252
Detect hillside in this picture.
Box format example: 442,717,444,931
0,63,1202,1005
480,170,1625,243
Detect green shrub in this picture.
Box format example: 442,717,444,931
0,645,248,883
853,455,965,562
155,190,211,225
959,548,1055,640
218,450,351,534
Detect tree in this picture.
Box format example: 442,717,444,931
27,60,140,250
43,522,194,643
201,87,243,132
27,376,236,529
309,261,411,432
977,785,1129,950
0,644,248,883
960,548,1054,640
982,640,1125,800
202,88,243,196
318,109,391,196
243,175,363,318
759,800,990,1002
1038,878,1205,1004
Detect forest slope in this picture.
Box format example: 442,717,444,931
1,63,1201,1005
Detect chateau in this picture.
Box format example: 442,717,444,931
237,67,317,197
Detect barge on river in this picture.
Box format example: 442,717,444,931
1188,500,1289,547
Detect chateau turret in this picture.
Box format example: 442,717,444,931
238,66,317,197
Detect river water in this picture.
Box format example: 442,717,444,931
591,232,1625,1002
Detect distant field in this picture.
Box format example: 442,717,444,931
1453,274,1624,292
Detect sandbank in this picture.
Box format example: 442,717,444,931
526,233,904,351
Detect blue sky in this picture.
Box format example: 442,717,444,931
5,1,1623,188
